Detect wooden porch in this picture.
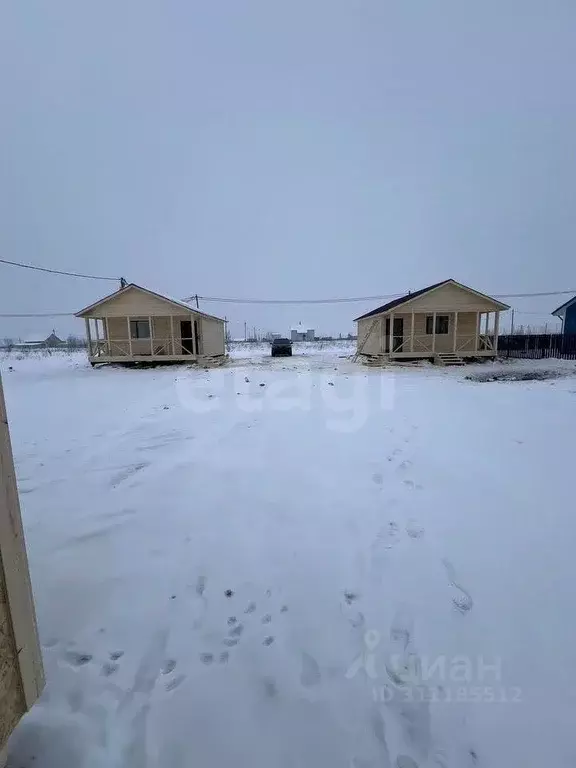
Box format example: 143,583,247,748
84,314,203,364
358,310,501,359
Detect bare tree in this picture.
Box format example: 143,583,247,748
66,334,86,349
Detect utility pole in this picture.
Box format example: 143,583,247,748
195,294,199,309
510,309,515,335
244,322,247,341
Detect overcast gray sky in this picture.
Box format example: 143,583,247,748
1,0,575,340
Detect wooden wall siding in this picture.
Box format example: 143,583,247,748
82,286,187,317
357,317,382,355
0,558,26,750
201,317,225,356
0,372,44,755
401,282,502,312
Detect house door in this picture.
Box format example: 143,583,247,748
384,317,404,353
180,320,194,354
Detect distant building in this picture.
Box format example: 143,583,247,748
552,295,576,335
290,324,315,342
13,331,65,349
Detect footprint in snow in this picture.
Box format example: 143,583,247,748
442,558,474,614
396,756,419,768
161,659,177,675
195,575,206,597
341,592,365,630
402,479,424,491
300,652,321,688
165,674,186,692
385,607,417,687
101,662,119,677
374,521,400,550
109,462,149,488
372,472,384,486
405,520,425,539
63,650,93,667
263,677,278,698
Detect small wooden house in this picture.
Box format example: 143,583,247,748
355,279,510,363
75,284,226,366
0,373,45,766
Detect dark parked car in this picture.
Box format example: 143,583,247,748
271,338,293,357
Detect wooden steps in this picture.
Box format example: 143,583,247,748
435,353,465,366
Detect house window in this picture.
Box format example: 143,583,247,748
130,320,150,339
426,315,449,335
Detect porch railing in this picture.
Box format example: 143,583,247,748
89,338,198,358
478,334,494,351
385,334,493,355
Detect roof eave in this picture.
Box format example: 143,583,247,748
551,296,575,317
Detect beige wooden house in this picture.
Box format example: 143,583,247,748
1,373,45,766
355,279,510,363
76,284,226,365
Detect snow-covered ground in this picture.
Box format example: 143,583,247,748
2,350,576,767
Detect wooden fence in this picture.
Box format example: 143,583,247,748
498,333,576,360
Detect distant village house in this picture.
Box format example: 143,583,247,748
13,331,64,349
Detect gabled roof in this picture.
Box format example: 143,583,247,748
552,295,576,318
75,283,225,322
354,279,510,321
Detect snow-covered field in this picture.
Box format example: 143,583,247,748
2,349,576,768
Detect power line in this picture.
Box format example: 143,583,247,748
495,289,576,299
0,312,75,318
185,293,404,305
0,257,120,282
1,289,573,318
187,288,576,305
